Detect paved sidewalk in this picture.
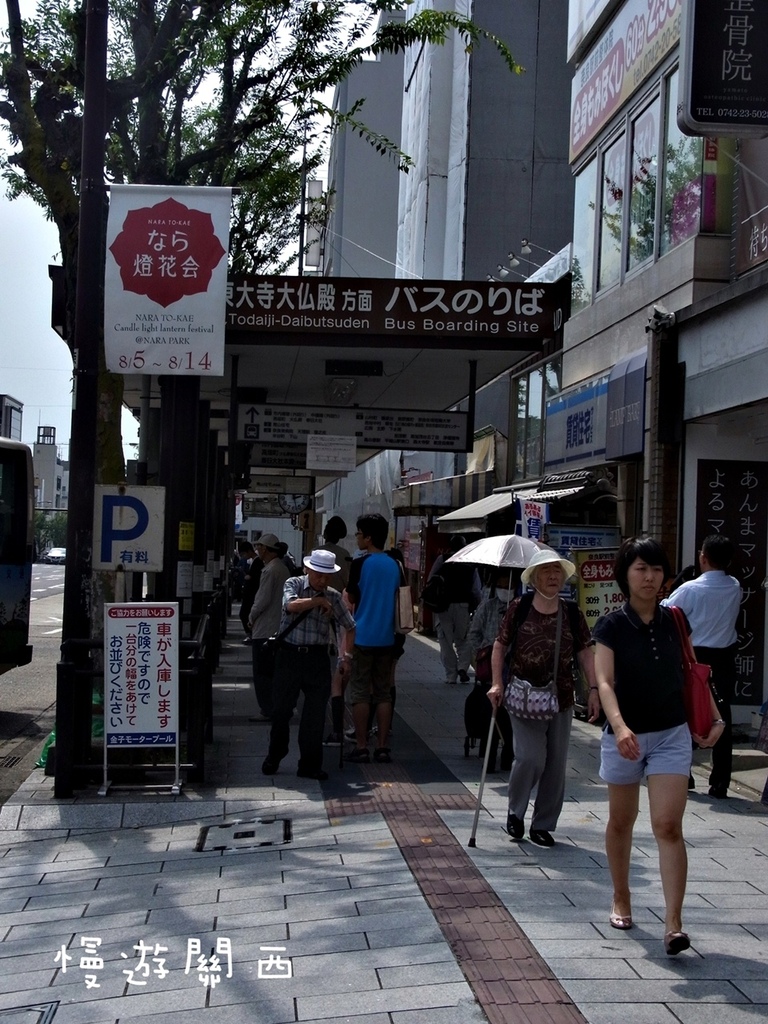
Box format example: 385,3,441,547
0,624,767,1023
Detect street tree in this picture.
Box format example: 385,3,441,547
1,0,519,485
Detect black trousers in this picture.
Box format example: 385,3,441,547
267,645,331,775
694,643,738,791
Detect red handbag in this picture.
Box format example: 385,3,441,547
668,605,713,737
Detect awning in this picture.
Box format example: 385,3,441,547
436,491,515,534
606,348,647,459
514,470,599,502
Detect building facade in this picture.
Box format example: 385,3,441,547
560,0,768,719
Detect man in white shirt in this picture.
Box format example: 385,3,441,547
662,534,742,798
248,533,290,720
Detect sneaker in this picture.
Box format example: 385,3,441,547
347,747,370,763
458,670,471,684
324,732,342,746
504,813,524,839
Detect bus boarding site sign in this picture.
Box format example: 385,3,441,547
104,603,179,747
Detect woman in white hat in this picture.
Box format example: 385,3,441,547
487,548,599,846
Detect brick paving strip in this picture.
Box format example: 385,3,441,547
326,764,587,1024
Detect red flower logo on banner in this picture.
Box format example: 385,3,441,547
109,196,226,308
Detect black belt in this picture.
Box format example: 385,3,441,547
284,643,328,654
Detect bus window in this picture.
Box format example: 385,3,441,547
0,439,33,672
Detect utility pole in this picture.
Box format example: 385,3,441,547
55,0,109,797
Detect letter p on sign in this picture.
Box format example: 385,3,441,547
93,486,165,571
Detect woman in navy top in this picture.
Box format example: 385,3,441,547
593,538,723,956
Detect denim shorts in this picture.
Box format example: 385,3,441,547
599,722,691,785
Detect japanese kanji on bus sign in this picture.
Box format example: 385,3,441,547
573,549,624,629
104,604,179,747
104,185,231,377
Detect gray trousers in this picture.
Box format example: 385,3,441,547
434,603,471,681
507,708,573,831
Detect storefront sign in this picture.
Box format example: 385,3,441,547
735,137,768,274
679,0,768,137
572,549,624,631
695,459,767,706
238,404,467,453
104,604,179,746
570,0,683,162
606,349,647,459
545,375,609,470
518,499,548,540
105,185,231,376
227,275,568,345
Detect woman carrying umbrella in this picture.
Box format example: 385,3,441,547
487,548,600,846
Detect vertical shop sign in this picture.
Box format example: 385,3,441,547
679,0,768,137
695,460,767,706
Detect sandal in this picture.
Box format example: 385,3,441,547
373,747,392,763
609,901,633,930
347,747,370,763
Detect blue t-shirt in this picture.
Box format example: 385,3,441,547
347,551,400,647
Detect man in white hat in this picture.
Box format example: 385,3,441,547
262,548,355,781
248,533,290,720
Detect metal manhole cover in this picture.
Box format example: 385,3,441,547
196,816,292,852
0,1003,58,1023
0,755,22,769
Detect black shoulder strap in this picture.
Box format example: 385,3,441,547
505,592,534,650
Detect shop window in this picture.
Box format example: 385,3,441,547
597,133,624,292
628,98,660,271
571,158,597,314
660,70,702,256
510,358,562,483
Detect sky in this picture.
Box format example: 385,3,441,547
0,193,140,463
0,0,139,466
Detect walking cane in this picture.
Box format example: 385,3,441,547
468,706,498,848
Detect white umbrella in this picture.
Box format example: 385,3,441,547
445,534,550,568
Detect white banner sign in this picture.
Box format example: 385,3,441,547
104,185,231,376
104,603,179,747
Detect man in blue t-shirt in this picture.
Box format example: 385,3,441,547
344,513,401,764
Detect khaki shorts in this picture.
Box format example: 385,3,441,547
347,646,395,705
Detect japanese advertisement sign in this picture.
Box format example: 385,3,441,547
104,604,179,746
105,185,231,376
679,0,768,137
238,404,468,453
570,0,683,162
545,374,609,471
572,549,625,630
93,486,165,572
735,136,768,274
227,275,568,346
518,499,549,540
695,460,767,706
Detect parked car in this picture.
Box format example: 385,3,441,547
44,547,67,564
